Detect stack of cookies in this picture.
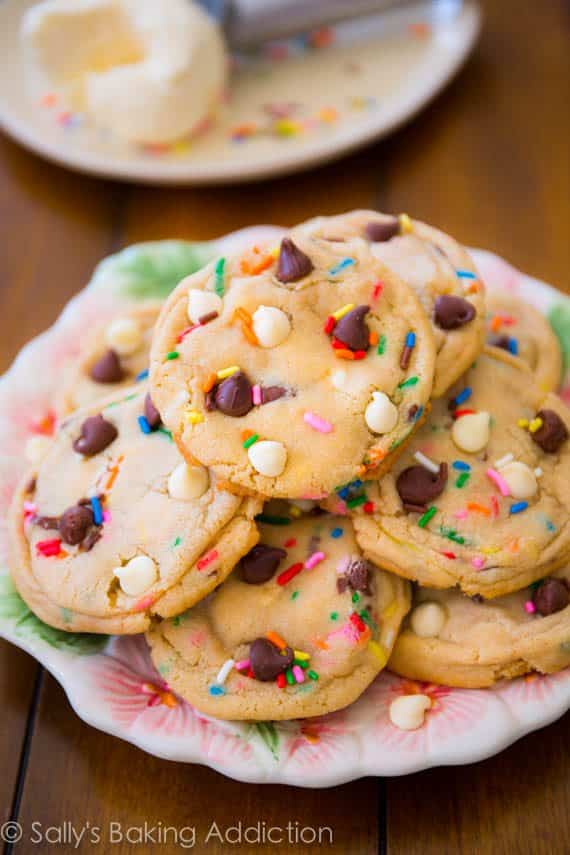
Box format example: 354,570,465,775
10,211,570,724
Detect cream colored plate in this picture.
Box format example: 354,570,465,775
0,0,480,184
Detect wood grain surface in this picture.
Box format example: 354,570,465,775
0,2,568,853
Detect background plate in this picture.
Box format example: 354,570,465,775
0,226,568,787
0,1,480,184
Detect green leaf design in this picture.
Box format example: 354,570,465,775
0,575,108,655
91,240,216,301
548,300,570,375
252,721,280,761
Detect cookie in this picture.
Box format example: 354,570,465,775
58,302,162,413
146,512,410,720
297,210,485,397
486,292,562,393
389,567,570,687
150,233,436,499
349,347,570,598
9,387,261,634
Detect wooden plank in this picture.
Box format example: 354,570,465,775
0,644,37,824
387,711,570,855
16,674,379,854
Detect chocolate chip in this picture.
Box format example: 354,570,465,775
364,218,399,242
144,394,161,430
90,349,124,384
531,409,568,454
59,504,95,545
334,305,370,352
408,405,419,422
276,238,314,283
471,594,485,604
397,463,448,507
239,544,286,584
533,578,569,616
249,638,293,681
346,558,370,593
73,414,118,457
489,334,511,352
261,386,288,404
214,372,253,417
80,527,102,552
34,515,60,530
434,296,476,330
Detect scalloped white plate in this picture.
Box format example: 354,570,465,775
0,0,480,184
0,227,568,787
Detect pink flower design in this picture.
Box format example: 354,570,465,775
366,672,491,752
495,670,570,704
285,709,354,769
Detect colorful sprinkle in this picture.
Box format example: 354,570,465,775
234,659,250,671
36,538,62,557
305,551,325,569
471,556,485,569
276,562,304,586
329,258,355,276
197,549,219,570
135,368,149,382
368,641,387,666
332,303,355,320
293,649,310,661
418,506,437,527
255,513,291,525
214,257,226,296
292,665,305,684
524,600,536,614
399,213,413,233
452,460,471,471
217,365,240,380
252,384,262,406
346,494,367,509
90,496,103,526
242,433,259,449
398,376,419,389
414,451,440,474
331,527,343,538
405,332,416,348
185,409,204,425
307,670,319,681
209,685,226,696
453,387,472,406
486,467,510,497
510,501,529,515
137,415,152,435
455,472,470,488
377,334,387,355
467,502,490,516
165,351,179,361
529,417,543,433
303,411,333,433
456,269,477,279
215,658,235,685
494,453,514,469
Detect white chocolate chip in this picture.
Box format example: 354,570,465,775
451,411,490,453
365,391,398,434
168,462,209,500
248,440,287,477
410,602,446,638
389,694,431,731
114,555,158,597
500,461,538,499
105,318,143,356
187,289,223,324
289,499,317,512
25,435,52,464
252,306,291,348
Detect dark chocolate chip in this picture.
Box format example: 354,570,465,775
249,638,293,681
471,594,485,604
408,404,419,422
533,578,569,616
531,409,568,454
434,296,476,330
34,515,60,531
205,389,217,411
276,238,314,283
334,305,370,352
144,393,161,430
239,544,287,584
397,463,448,508
489,334,511,352
90,349,124,384
364,218,399,243
402,501,428,514
59,504,95,545
214,372,253,417
80,527,103,552
261,386,288,404
346,558,370,593
73,414,118,457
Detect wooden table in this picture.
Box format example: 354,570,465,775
1,2,568,852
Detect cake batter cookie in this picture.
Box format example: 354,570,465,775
351,347,570,598
147,513,410,720
150,233,436,499
58,302,162,413
486,292,562,393
10,388,260,634
389,567,570,687
296,210,485,397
